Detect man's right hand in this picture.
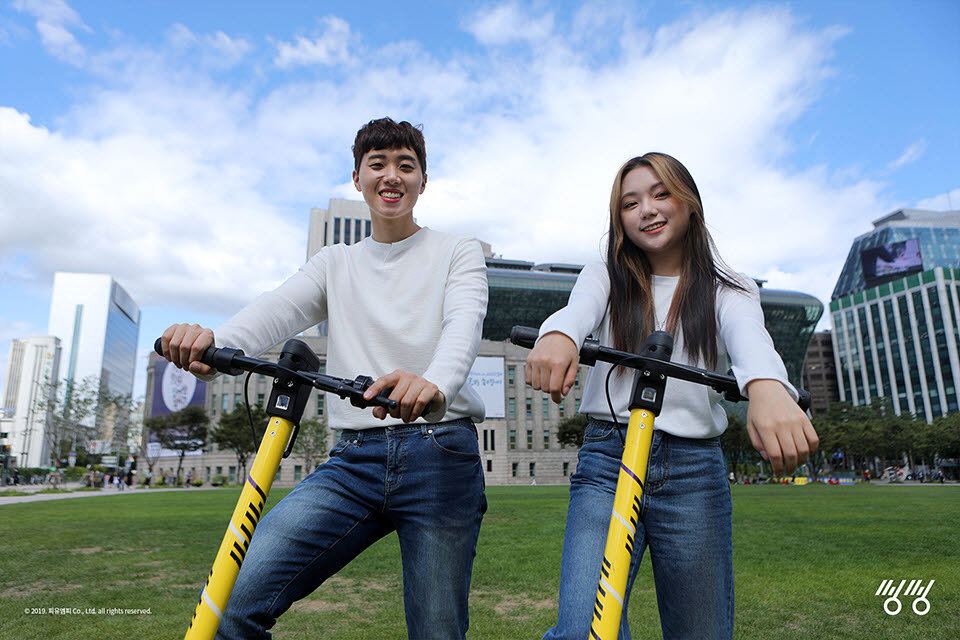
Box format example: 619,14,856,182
160,323,216,378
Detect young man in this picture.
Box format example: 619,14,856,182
160,118,488,639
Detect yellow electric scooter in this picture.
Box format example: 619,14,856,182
509,326,811,640
154,338,396,640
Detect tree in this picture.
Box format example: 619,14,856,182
36,376,137,469
212,404,267,481
37,376,100,467
147,406,209,484
556,414,589,448
719,413,761,479
294,417,329,473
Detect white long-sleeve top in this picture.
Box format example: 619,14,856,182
214,227,488,429
539,261,796,439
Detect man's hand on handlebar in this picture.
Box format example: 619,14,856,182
363,370,445,423
161,323,216,379
525,331,579,404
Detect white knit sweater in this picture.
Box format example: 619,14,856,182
539,261,796,438
215,227,488,429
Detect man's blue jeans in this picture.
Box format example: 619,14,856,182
215,419,486,639
543,418,733,640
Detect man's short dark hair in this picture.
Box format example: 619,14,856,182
353,118,427,173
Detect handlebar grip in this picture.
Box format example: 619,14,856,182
510,326,540,349
154,337,243,375
798,389,812,413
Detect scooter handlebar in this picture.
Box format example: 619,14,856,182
153,338,397,410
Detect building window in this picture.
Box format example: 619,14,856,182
508,397,516,418
212,394,217,414
355,219,362,245
317,395,324,416
234,393,242,408
228,466,236,483
365,220,372,238
222,394,229,412
511,462,518,477
486,460,493,472
294,465,302,482
275,465,282,482
543,397,550,418
205,467,211,482
575,397,581,411
563,462,570,476
526,398,532,418
529,462,536,477
257,393,265,407
490,430,495,451
508,366,515,385
526,430,533,449
333,217,341,244
543,429,550,449
483,430,489,450
509,429,516,450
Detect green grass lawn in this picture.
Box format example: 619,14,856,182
0,484,957,639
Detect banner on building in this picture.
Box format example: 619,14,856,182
149,358,207,458
467,357,505,418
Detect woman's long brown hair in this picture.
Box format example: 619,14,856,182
606,153,746,369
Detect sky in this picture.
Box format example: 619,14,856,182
1,0,958,402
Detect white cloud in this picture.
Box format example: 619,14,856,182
463,2,556,46
13,0,89,65
0,2,899,343
888,139,927,171
272,15,353,68
166,23,251,68
915,188,960,212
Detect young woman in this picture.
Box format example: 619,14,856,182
526,153,818,640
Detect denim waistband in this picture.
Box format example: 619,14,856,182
587,416,720,445
338,417,476,441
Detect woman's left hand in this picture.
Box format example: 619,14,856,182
745,379,819,476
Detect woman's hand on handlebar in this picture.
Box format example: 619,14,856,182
161,323,216,379
364,370,445,423
525,331,579,404
745,379,819,476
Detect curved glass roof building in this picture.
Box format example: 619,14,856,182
485,258,822,389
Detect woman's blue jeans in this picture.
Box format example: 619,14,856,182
543,418,733,640
215,418,486,639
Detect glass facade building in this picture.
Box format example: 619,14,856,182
830,209,960,423
48,273,140,434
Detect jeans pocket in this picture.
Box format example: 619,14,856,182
329,434,359,458
581,419,616,443
428,424,480,460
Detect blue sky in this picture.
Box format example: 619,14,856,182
1,0,958,400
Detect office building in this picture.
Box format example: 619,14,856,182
1,336,61,468
48,273,141,399
48,273,140,449
307,199,373,259
830,209,960,422
802,332,839,416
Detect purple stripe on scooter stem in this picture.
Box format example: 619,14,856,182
620,463,642,486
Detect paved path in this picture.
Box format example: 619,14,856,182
0,483,221,506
